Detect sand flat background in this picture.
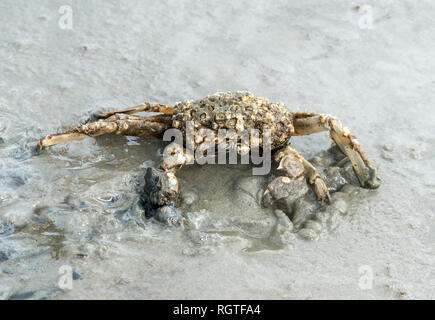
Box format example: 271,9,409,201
0,0,434,299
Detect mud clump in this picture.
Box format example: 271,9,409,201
143,145,379,247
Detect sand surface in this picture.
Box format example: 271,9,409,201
0,0,434,299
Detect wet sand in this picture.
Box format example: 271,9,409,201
0,0,434,299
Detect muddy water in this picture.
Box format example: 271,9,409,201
1,0,434,299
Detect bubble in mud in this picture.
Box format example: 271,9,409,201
298,228,318,241
179,190,199,206
381,143,395,161
303,220,323,233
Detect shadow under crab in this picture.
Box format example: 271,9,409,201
157,145,379,247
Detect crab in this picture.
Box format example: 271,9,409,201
37,91,380,214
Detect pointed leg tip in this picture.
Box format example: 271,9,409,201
364,168,381,189
318,192,331,205
313,177,331,205
35,141,44,153
320,196,331,206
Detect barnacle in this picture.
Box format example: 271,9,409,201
172,91,294,150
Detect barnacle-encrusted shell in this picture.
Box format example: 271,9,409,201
172,91,294,150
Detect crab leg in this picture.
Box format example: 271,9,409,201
263,144,330,206
144,143,193,208
37,114,171,151
292,112,380,189
94,102,174,119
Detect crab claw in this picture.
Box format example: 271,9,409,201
143,167,178,208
